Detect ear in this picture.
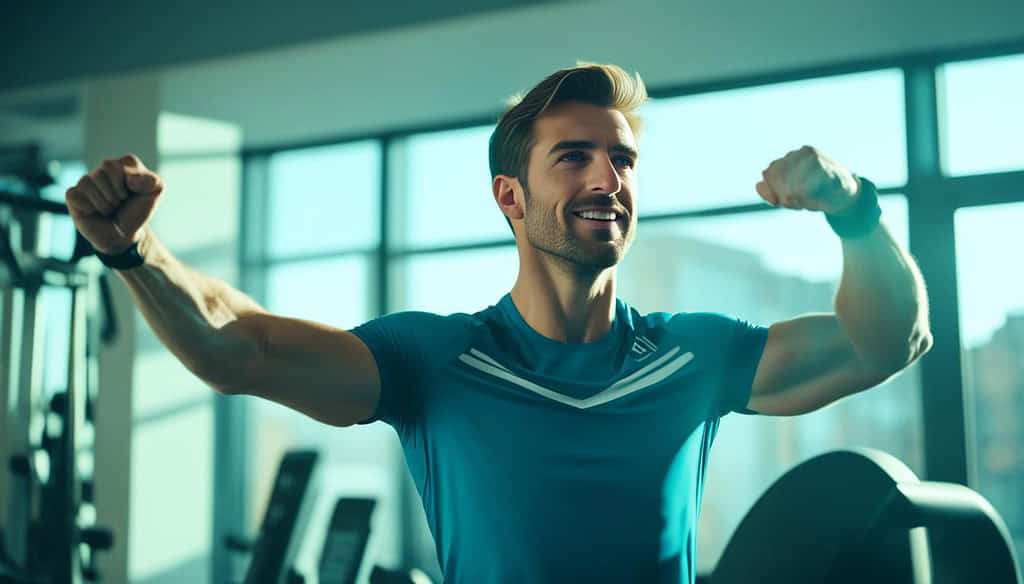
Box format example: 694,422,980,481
493,174,524,221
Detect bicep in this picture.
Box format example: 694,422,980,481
213,313,381,427
746,313,893,416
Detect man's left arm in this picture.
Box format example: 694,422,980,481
833,210,932,371
743,146,933,416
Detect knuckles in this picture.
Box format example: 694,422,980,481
94,153,141,177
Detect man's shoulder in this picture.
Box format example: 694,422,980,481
625,303,753,341
352,306,494,350
358,308,486,334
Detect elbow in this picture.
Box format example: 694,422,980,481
195,328,266,396
861,327,934,374
905,321,934,365
196,357,252,396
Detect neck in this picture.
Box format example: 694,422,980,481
509,252,617,344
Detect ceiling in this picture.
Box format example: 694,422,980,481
1,0,559,92
0,0,563,158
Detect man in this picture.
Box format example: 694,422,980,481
66,63,931,583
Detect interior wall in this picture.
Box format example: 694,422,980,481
156,0,1024,149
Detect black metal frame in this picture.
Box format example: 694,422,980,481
217,37,1024,577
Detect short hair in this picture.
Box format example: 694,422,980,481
489,62,649,234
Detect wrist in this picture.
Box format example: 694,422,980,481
826,176,863,218
824,175,881,239
95,229,151,270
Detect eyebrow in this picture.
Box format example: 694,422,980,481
547,140,639,161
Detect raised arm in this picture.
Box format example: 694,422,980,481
66,155,380,427
743,147,932,416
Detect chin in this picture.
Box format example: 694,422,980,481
575,244,626,270
525,224,630,270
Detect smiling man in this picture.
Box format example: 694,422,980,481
343,63,932,582
69,62,932,584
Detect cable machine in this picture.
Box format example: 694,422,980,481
0,145,115,583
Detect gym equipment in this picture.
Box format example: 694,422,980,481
318,497,375,584
0,145,116,583
317,497,431,584
710,447,1022,584
230,449,433,584
243,450,321,584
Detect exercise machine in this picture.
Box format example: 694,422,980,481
0,145,116,583
709,447,1022,583
231,449,432,584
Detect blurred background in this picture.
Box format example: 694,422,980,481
1,1,1022,582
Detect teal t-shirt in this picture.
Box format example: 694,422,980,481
350,293,768,584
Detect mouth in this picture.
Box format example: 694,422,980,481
570,210,628,233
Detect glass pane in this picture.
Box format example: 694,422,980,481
130,405,213,582
265,256,370,327
390,246,519,314
637,69,906,213
942,53,1024,176
954,202,1024,560
618,197,923,572
267,141,380,257
400,126,509,248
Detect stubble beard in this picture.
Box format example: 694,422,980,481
521,184,633,272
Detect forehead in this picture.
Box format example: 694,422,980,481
531,101,637,151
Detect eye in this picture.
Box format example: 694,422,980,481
559,151,588,163
613,155,636,168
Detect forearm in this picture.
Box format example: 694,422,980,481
834,222,932,371
112,227,265,384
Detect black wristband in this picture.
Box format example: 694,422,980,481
825,175,881,239
95,240,146,270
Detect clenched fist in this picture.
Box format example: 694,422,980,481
755,146,861,214
65,154,164,255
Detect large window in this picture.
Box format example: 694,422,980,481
637,70,906,213
267,141,380,258
955,202,1024,560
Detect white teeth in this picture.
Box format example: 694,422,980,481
576,210,617,221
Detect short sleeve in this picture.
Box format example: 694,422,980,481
719,317,770,417
349,311,448,429
349,310,475,431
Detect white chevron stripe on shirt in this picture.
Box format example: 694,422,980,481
457,347,695,409
468,348,513,372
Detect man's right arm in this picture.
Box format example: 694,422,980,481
115,228,381,427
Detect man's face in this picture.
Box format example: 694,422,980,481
519,101,639,270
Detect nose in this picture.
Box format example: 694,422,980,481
587,153,622,195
